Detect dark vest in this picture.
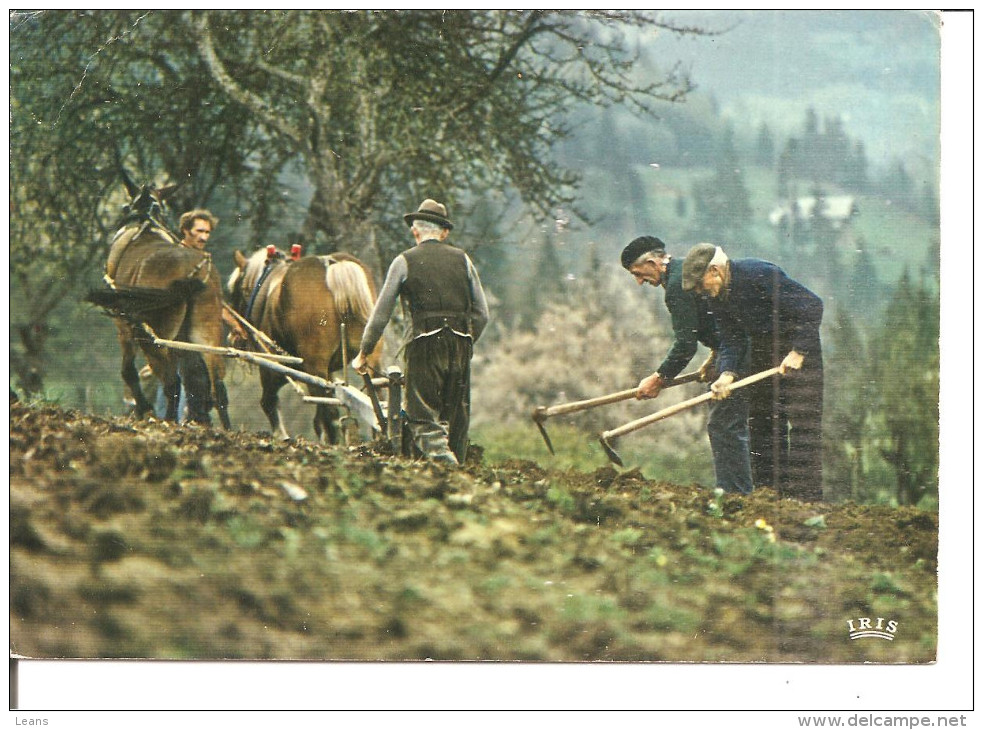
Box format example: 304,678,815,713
402,240,472,336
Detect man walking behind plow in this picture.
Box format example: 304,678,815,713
353,199,489,467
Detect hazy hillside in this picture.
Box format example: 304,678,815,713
646,10,941,171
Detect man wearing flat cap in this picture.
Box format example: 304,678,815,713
353,199,489,466
682,243,824,501
621,236,753,495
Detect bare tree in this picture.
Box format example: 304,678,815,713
9,9,709,392
189,10,706,266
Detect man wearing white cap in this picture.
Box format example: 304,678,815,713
682,244,825,502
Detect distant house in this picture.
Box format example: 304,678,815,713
768,195,859,230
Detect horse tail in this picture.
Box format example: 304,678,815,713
87,279,207,320
323,259,375,323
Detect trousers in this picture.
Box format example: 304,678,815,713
746,344,825,501
706,390,753,495
404,328,473,464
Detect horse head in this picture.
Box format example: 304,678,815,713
117,166,182,231
121,183,179,225
115,146,181,229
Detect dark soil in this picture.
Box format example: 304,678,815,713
9,401,937,662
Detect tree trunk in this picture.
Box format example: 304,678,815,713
300,185,342,253
15,319,49,396
892,433,915,506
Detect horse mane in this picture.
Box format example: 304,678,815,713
229,248,283,293
113,220,179,246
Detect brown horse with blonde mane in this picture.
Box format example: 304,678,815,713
87,178,231,428
227,247,382,442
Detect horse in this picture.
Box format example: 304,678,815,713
87,179,231,428
226,246,382,442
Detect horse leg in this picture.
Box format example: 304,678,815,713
323,403,341,444
213,377,232,430
260,368,289,440
182,295,232,429
158,364,181,422
180,353,212,425
304,344,337,444
310,390,340,445
117,322,154,416
203,352,231,430
164,377,181,421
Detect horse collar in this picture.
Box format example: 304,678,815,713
187,251,212,283
244,258,279,322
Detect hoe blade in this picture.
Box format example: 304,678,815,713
535,418,555,455
598,435,624,467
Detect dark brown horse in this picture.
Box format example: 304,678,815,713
87,180,230,428
227,247,382,442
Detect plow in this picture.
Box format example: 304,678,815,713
141,320,405,450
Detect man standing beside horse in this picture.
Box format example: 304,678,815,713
352,198,489,467
148,207,234,419
175,208,247,343
178,209,218,250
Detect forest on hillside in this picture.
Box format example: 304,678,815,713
8,10,940,508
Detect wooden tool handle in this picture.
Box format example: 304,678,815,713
544,387,638,417
601,366,782,440
541,370,703,418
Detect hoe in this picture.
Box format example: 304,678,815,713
531,370,702,455
598,366,783,467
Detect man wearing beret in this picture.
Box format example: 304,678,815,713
621,235,753,495
682,243,824,501
353,199,489,466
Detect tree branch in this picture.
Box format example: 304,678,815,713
191,10,306,148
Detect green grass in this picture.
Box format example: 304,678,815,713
560,593,625,623
610,527,644,548
545,486,576,514
226,515,266,549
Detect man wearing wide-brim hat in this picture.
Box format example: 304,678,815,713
682,243,825,502
353,199,489,466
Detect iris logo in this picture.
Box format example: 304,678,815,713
847,617,898,641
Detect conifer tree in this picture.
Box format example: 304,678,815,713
870,270,940,505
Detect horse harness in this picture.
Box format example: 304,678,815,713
242,252,343,323
103,221,212,290
239,251,345,397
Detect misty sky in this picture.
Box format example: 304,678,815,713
645,10,941,168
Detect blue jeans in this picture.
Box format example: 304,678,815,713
706,390,753,495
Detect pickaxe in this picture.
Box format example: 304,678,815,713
532,370,702,455
598,366,783,467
